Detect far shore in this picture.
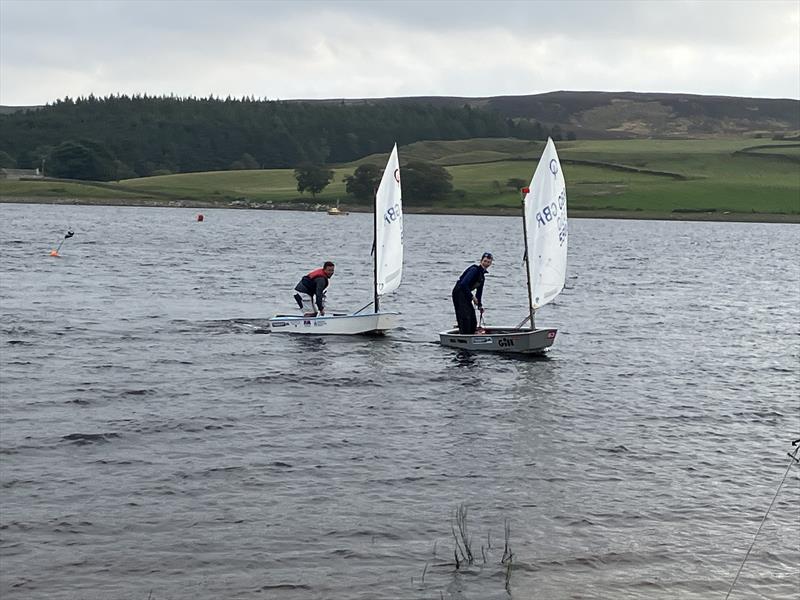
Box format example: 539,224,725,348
2,196,798,224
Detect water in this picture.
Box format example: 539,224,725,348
1,203,798,600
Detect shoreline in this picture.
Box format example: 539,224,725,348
1,196,798,223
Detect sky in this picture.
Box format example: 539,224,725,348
1,0,798,106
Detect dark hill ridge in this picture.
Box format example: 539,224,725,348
1,91,798,179
3,91,798,139
0,105,44,115
306,91,800,138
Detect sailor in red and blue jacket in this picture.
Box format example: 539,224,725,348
294,261,335,316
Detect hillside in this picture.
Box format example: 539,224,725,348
3,138,798,222
314,91,800,139
3,91,798,141
0,92,797,184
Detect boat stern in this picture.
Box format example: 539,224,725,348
374,311,400,333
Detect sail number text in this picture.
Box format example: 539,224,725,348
384,203,402,224
534,188,568,246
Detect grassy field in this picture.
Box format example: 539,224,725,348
2,138,798,220
442,140,800,215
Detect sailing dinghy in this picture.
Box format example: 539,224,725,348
439,138,567,354
268,144,403,335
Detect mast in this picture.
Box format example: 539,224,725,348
373,184,379,313
521,187,535,329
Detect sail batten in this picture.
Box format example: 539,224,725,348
375,144,403,297
523,138,568,311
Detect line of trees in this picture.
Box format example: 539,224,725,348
0,95,569,181
300,160,454,204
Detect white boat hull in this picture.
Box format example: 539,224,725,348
267,311,400,335
439,326,557,354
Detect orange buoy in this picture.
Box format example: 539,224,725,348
197,214,204,222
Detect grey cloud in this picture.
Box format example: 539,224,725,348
1,0,797,104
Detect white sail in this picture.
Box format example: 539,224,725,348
523,138,568,310
375,144,403,296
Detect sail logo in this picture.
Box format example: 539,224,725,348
549,159,559,175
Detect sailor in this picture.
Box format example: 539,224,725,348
452,252,492,334
293,261,335,316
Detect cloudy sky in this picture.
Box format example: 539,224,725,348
1,0,798,106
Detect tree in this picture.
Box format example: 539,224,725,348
402,161,453,204
46,139,117,181
229,152,259,170
343,163,381,203
294,163,334,199
113,159,137,180
505,177,527,191
0,150,16,168
17,145,52,170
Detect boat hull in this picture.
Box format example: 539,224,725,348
438,326,557,354
267,311,400,335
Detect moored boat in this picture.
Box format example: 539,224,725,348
327,200,349,215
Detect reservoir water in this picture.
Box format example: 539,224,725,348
1,203,798,599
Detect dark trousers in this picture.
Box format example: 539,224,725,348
452,286,476,334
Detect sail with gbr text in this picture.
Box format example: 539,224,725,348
375,143,403,296
523,137,568,310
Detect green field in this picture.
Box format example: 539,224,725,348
2,138,798,220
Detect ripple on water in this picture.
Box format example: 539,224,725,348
0,207,797,600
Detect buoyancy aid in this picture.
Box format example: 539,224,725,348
306,267,328,280
295,268,331,311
